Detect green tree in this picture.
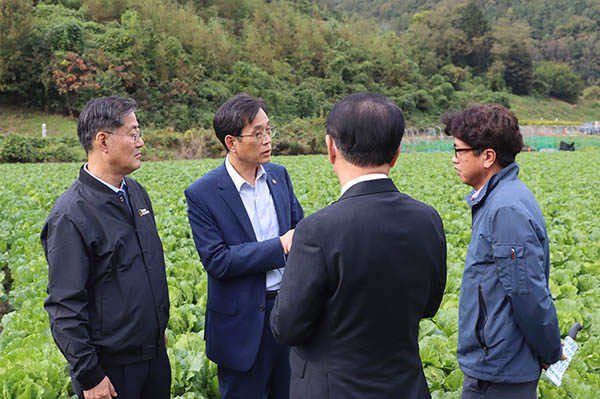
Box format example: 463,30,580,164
491,20,534,94
52,52,101,115
533,61,584,103
456,1,493,73
84,0,129,22
503,41,533,94
486,60,506,91
0,0,35,95
458,1,490,39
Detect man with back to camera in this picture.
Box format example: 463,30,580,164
41,96,171,399
442,104,565,398
270,92,447,398
185,93,304,398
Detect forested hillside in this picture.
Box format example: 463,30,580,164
0,0,597,131
324,0,600,85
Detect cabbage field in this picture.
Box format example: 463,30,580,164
0,151,599,398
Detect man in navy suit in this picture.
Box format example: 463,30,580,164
270,92,447,398
185,93,304,398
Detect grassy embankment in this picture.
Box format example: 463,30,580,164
508,94,600,122
2,95,599,138
1,95,598,160
0,106,77,137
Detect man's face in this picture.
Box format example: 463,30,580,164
452,138,486,190
230,108,272,167
104,112,144,175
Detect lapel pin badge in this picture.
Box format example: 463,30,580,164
138,208,150,216
272,179,277,184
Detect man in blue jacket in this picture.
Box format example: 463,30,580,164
442,104,564,398
185,93,303,398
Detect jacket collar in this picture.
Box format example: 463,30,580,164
78,164,126,195
467,162,520,207
338,178,398,201
340,173,388,197
78,164,136,223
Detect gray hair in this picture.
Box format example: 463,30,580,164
77,96,137,152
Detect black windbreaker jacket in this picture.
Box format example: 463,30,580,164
41,166,170,390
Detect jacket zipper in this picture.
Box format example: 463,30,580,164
476,283,489,358
130,190,163,346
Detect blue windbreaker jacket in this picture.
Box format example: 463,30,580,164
457,162,562,383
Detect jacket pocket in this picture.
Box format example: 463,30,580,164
206,297,237,316
493,244,526,294
290,349,306,378
476,283,488,356
101,282,125,333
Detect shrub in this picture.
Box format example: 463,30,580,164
414,90,434,111
583,86,600,101
0,135,85,163
178,129,224,159
533,62,584,104
41,142,84,162
274,116,327,155
143,129,181,149
484,92,510,108
0,134,38,162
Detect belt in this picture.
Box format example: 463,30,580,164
266,290,279,300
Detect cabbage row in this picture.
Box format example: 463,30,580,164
0,151,598,398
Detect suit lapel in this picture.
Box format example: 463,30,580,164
265,168,287,235
216,163,257,241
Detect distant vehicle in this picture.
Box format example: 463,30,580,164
578,121,600,134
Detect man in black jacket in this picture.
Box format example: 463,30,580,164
41,96,171,399
270,92,447,398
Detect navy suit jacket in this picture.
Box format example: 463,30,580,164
271,179,447,398
185,161,303,371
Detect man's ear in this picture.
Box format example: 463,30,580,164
224,135,237,153
95,131,109,154
326,135,336,165
482,148,497,169
389,144,401,168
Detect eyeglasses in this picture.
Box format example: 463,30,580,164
238,125,276,142
104,129,144,144
454,147,476,157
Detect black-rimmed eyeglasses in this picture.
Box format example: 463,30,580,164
454,147,476,157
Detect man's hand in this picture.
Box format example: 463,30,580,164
84,376,117,399
280,229,295,254
543,352,568,370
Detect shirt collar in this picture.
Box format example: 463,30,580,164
225,155,266,192
471,186,483,202
466,162,520,207
83,163,126,193
341,173,389,196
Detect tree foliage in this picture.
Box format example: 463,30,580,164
0,0,35,94
328,0,600,86
534,62,584,104
1,0,484,128
2,0,592,130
